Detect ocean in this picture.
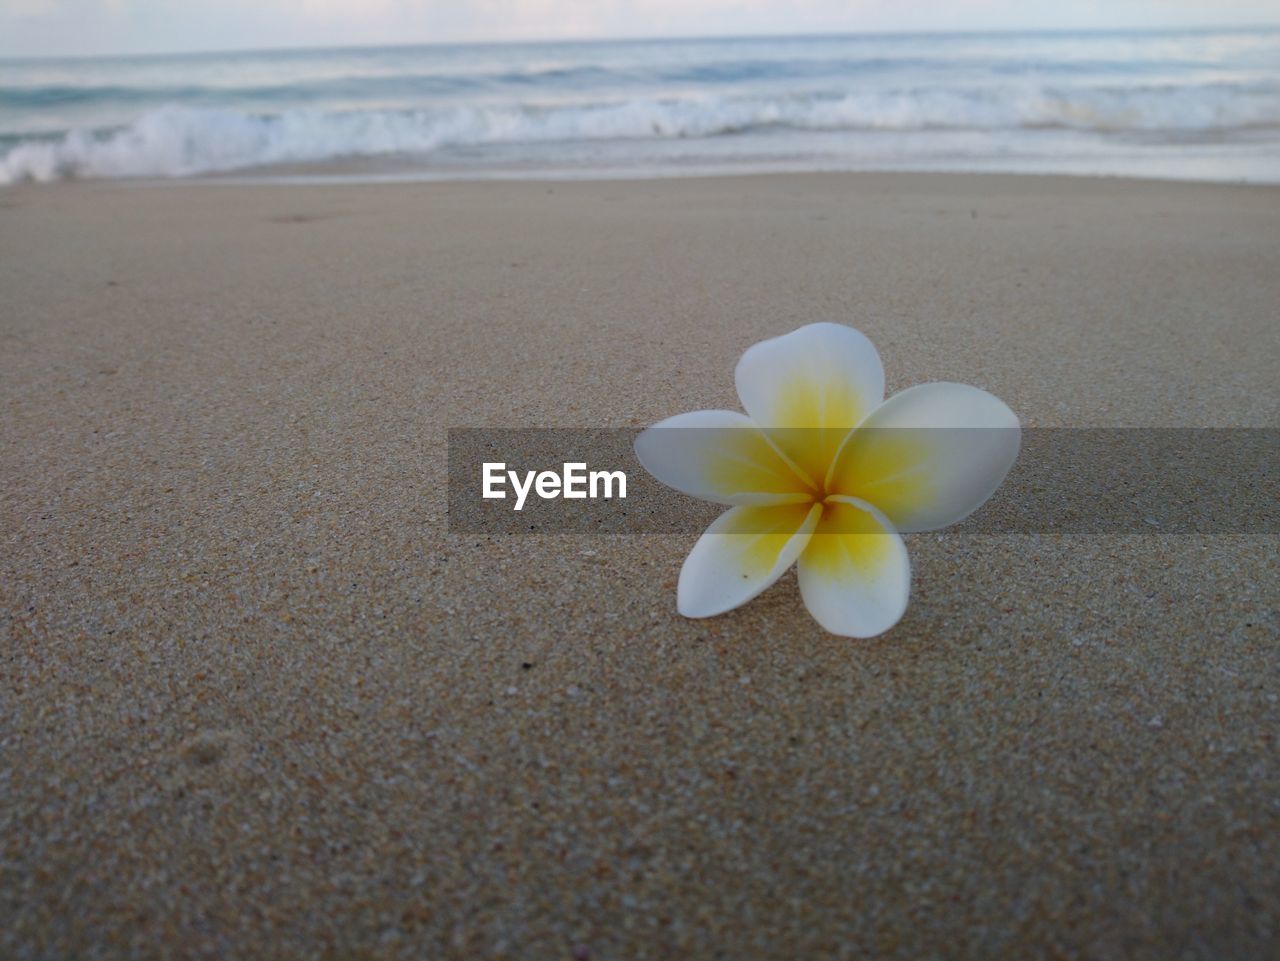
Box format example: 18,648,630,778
2,28,1278,185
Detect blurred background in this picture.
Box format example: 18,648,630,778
2,3,1278,184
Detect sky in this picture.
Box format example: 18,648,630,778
2,0,1278,59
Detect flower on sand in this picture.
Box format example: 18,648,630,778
634,323,1020,637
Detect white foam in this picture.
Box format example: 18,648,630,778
3,83,1277,184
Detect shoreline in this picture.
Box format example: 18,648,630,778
8,161,1280,190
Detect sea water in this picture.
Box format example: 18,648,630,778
2,28,1277,184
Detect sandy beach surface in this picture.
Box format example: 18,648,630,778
2,172,1277,959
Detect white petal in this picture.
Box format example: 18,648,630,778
635,410,814,506
734,323,885,484
678,502,822,618
828,382,1020,532
797,498,910,638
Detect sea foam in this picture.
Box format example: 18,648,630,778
2,30,1278,183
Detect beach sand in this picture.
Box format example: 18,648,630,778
2,173,1277,959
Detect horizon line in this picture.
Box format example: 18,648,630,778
3,20,1278,65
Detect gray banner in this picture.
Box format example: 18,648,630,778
447,428,1279,534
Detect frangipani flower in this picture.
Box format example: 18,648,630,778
634,323,1020,637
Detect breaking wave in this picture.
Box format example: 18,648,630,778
3,81,1277,183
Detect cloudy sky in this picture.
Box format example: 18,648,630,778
3,0,1278,58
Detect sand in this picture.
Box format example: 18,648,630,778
1,172,1277,960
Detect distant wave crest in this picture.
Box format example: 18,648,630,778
3,82,1277,183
